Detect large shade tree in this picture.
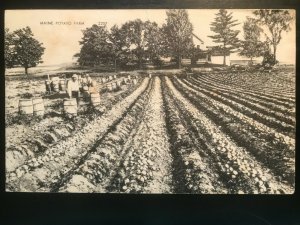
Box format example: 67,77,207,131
4,28,16,69
108,24,131,70
161,9,194,69
77,24,111,66
253,9,294,62
120,19,146,68
239,17,268,63
5,27,45,75
143,21,163,66
208,9,240,65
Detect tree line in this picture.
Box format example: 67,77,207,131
4,9,293,75
76,9,293,69
74,9,193,70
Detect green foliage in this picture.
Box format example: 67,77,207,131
262,51,278,66
109,24,131,68
5,27,45,74
143,21,163,65
239,17,268,60
121,19,146,68
253,9,294,62
161,9,194,69
5,28,16,68
77,25,112,66
208,9,240,65
77,20,163,69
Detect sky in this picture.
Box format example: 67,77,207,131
5,9,296,65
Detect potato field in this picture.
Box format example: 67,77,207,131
5,68,295,194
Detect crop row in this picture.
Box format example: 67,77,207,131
194,74,295,109
165,77,293,194
5,77,143,178
180,77,294,137
58,78,154,192
171,77,294,186
175,77,295,149
106,77,172,193
162,77,227,193
6,78,150,192
204,72,295,101
188,76,295,122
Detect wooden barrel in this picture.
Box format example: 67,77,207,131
107,84,113,91
82,85,89,91
112,82,117,90
59,79,66,91
19,99,33,115
51,78,59,92
32,98,45,116
63,98,77,116
90,93,100,106
45,80,51,92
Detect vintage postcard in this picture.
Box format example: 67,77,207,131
5,9,295,193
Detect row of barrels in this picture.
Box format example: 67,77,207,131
19,93,101,117
99,74,136,85
45,79,66,92
104,78,137,91
99,75,118,84
46,75,136,91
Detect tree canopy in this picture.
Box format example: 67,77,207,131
208,9,240,65
161,9,194,68
253,9,293,62
77,24,111,66
5,26,45,74
239,17,267,62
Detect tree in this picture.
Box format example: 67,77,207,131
6,27,45,75
208,9,240,65
77,24,112,67
120,19,146,68
161,9,193,69
253,9,293,62
4,28,16,69
143,21,163,67
108,25,131,71
239,17,268,63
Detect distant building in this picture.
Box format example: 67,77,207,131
206,46,230,66
230,59,260,66
164,33,262,66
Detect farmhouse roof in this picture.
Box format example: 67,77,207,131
192,33,204,44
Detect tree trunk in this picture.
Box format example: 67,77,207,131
273,44,277,64
223,43,226,66
178,54,182,69
25,67,28,75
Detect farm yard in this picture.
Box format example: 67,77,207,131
5,66,295,194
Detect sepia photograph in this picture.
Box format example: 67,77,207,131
5,9,295,194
